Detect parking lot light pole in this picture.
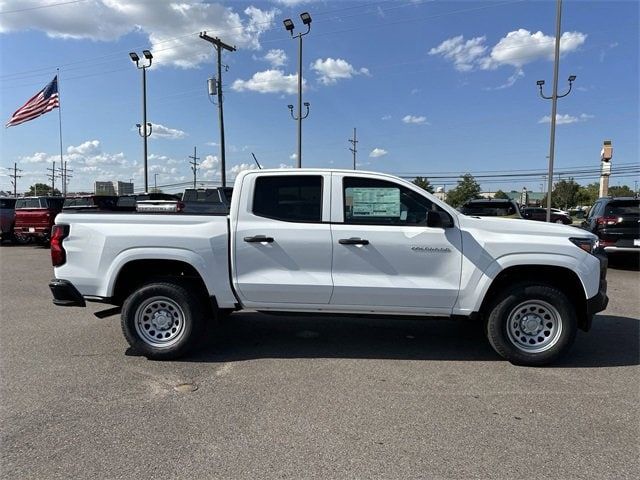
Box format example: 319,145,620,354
283,12,312,168
130,50,153,193
536,0,576,223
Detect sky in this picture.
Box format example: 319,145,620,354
0,0,638,195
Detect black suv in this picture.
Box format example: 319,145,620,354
460,199,522,218
581,197,639,254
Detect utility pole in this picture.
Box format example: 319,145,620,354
9,162,22,198
348,128,358,170
200,32,236,187
47,161,57,195
188,146,200,189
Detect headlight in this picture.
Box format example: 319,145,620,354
569,237,596,254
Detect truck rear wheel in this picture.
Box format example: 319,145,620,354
485,283,577,366
121,281,205,360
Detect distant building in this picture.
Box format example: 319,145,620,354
115,181,133,195
434,186,446,202
94,181,116,196
94,181,133,196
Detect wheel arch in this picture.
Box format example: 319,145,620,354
478,264,589,331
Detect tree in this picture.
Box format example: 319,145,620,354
26,183,61,196
493,189,510,199
445,173,481,208
412,176,434,193
576,182,599,206
608,185,634,197
544,178,580,209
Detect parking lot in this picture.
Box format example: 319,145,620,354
1,245,638,479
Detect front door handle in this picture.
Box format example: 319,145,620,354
339,237,369,246
244,235,274,243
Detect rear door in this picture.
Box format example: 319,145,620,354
233,172,333,306
329,174,463,313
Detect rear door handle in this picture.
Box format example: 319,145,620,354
244,235,274,243
339,237,369,246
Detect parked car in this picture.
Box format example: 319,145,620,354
63,195,118,211
581,197,640,254
522,207,572,224
14,196,64,243
0,197,17,242
181,187,232,214
49,169,607,366
460,199,522,218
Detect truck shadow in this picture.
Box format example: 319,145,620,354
173,313,639,368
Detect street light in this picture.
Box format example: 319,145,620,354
535,0,576,223
283,12,312,168
130,49,153,192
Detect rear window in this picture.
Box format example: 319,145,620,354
605,200,639,216
183,189,222,203
15,198,42,208
253,175,322,222
462,202,518,217
0,198,16,209
64,198,92,207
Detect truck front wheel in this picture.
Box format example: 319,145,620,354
121,281,205,360
485,283,577,366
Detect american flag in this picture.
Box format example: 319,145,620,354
6,76,60,128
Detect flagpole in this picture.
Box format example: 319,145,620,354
56,67,64,196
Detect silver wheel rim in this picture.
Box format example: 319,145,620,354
506,300,562,353
555,219,563,224
134,296,186,348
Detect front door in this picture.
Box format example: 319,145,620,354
329,174,463,313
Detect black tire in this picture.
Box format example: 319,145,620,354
121,281,206,360
485,283,577,366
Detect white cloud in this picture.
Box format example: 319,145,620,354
263,49,287,67
20,152,52,164
272,0,312,5
311,58,370,85
428,35,487,72
369,148,388,158
232,69,302,94
0,1,279,69
381,115,392,121
402,115,428,125
230,163,258,175
429,29,586,75
201,155,219,169
538,113,594,125
67,140,100,156
150,124,186,140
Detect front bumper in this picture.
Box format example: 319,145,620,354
583,254,608,330
49,279,86,307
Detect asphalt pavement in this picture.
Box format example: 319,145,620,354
1,245,638,480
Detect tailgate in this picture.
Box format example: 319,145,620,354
14,209,55,229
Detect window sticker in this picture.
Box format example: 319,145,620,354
348,187,400,217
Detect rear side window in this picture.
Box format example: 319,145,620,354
0,199,16,209
605,200,639,216
253,175,322,222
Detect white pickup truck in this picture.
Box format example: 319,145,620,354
49,169,608,366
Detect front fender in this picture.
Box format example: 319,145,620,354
454,251,600,315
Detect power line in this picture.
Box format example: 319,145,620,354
0,0,88,15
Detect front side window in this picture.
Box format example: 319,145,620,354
253,175,322,223
343,177,446,226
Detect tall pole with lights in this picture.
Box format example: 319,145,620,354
283,12,312,168
129,50,153,193
536,0,577,222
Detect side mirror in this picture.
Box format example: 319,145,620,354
426,210,452,228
